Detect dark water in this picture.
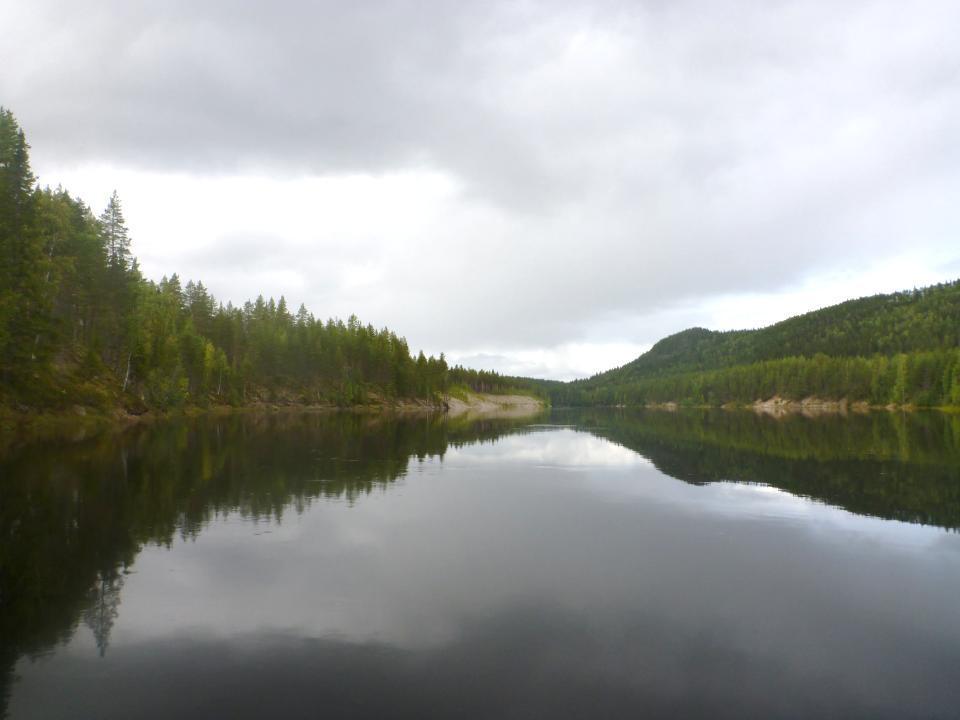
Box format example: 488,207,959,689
2,409,960,719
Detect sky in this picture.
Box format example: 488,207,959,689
3,0,959,380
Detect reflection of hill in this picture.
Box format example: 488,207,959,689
0,410,538,717
572,409,960,530
4,407,958,716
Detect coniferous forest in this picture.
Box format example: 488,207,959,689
0,109,538,414
548,281,960,407
2,107,959,416
7,5,960,720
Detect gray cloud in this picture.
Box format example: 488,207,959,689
4,0,959,377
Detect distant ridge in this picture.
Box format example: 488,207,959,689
546,280,960,408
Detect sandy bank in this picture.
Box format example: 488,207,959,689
445,392,545,418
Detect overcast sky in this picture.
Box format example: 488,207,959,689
3,0,958,379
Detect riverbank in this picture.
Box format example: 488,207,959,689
0,391,545,452
639,396,959,415
446,392,545,418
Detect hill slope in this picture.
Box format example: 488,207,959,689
549,281,960,408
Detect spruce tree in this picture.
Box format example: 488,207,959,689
99,190,131,269
0,108,47,384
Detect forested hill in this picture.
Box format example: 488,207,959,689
0,108,540,414
549,281,960,408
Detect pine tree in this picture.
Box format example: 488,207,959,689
99,190,131,269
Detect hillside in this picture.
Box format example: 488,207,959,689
549,281,960,408
0,108,542,419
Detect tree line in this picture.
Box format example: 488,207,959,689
552,349,960,407
0,109,538,411
552,280,960,408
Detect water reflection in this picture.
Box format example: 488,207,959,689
0,411,539,715
445,427,652,468
2,409,960,719
569,408,960,528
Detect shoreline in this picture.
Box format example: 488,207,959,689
445,392,545,418
0,391,546,451
636,397,960,415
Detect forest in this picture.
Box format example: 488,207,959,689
3,106,959,415
550,282,960,407
0,109,540,413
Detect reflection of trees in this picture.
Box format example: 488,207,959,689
83,571,124,658
571,408,960,529
0,410,537,717
3,407,958,715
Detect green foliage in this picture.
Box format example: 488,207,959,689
6,107,953,412
0,107,46,384
144,366,189,409
552,349,960,408
552,282,960,408
446,365,548,400
0,110,543,411
615,283,960,381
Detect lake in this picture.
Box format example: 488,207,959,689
2,408,960,718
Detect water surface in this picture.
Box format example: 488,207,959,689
2,409,959,718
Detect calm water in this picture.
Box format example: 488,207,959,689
2,409,960,719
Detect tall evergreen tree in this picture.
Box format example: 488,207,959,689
99,190,131,270
0,107,47,382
